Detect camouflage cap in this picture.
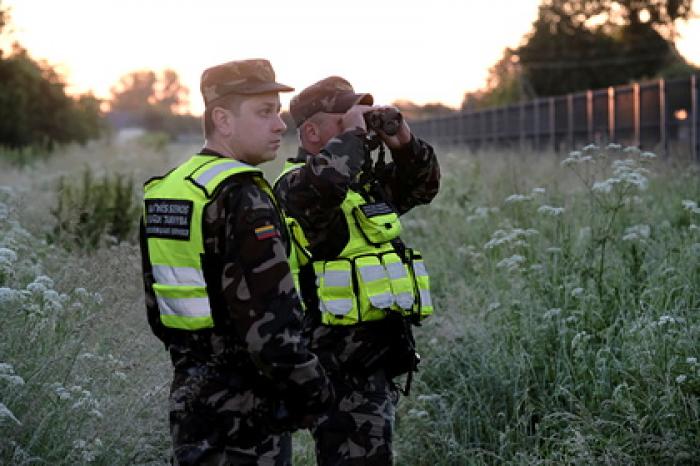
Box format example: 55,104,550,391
200,59,294,106
290,76,373,127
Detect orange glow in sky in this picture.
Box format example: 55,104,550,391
3,0,700,115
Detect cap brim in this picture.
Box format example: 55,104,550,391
334,92,374,112
235,81,295,94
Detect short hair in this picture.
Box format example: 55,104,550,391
203,94,246,137
297,111,329,145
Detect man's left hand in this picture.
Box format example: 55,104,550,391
375,106,412,149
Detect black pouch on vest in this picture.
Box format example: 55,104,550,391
383,314,420,380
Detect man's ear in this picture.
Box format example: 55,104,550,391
302,121,319,143
212,107,234,136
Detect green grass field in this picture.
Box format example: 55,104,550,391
1,137,698,465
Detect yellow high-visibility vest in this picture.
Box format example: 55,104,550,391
276,161,433,326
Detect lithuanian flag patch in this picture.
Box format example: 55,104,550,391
254,224,279,240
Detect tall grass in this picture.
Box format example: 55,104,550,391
396,144,700,465
1,139,698,464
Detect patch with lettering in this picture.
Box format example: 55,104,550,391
254,224,279,241
144,199,193,240
359,202,394,218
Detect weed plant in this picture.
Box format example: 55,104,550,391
1,139,698,464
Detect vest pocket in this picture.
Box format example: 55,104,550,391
313,260,358,324
381,252,415,313
354,255,393,321
407,249,433,319
352,204,402,245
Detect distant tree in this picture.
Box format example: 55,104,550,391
108,69,197,137
467,0,698,107
0,43,103,150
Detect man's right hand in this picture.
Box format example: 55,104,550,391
342,105,374,132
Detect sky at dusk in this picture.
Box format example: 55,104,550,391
3,0,700,114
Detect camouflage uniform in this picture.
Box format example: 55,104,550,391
274,77,440,466
140,60,332,466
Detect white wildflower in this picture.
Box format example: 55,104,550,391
487,302,501,312
582,144,599,152
571,331,590,349
544,308,561,319
114,371,127,381
532,187,546,195
690,225,699,232
504,194,531,204
407,409,429,418
26,282,47,295
0,287,21,306
50,383,72,400
417,394,442,402
530,263,544,272
681,200,700,214
658,315,677,325
592,179,616,193
90,409,104,419
0,363,24,386
676,375,687,384
569,150,582,158
1,375,24,386
496,254,526,271
538,205,565,216
42,289,63,312
0,402,21,425
571,287,584,297
546,247,562,254
622,224,651,242
623,146,641,155
0,248,17,263
606,143,622,150
33,275,54,289
565,316,578,324
687,357,697,365
640,151,656,159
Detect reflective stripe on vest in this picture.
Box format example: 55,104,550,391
144,155,262,330
411,256,433,316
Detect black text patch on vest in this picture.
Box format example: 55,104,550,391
145,199,193,240
359,202,394,218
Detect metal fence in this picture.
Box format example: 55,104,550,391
410,75,700,160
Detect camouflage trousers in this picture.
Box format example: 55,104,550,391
169,368,292,466
311,368,398,466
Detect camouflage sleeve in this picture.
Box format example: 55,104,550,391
274,129,365,249
214,177,332,414
139,218,170,349
380,135,441,214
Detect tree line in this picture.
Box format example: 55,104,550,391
464,0,699,109
1,0,698,153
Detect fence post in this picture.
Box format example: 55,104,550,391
633,82,641,148
519,100,526,151
659,78,668,158
692,75,698,162
550,97,556,152
567,94,574,150
534,98,540,151
587,90,593,143
608,86,616,142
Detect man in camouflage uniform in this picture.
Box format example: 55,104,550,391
274,77,440,465
139,59,333,465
